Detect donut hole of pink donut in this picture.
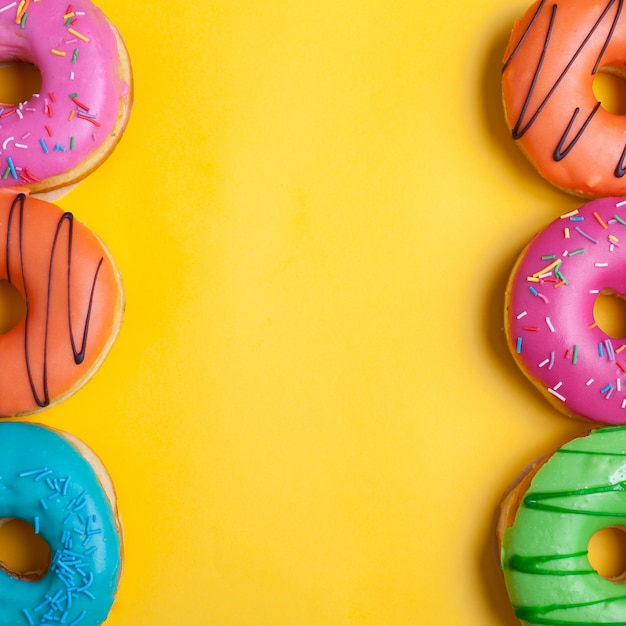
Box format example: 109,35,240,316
593,289,626,339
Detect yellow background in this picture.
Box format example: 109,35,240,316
5,0,621,623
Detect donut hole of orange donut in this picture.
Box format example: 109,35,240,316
592,289,626,339
588,526,626,583
592,67,626,116
0,518,50,581
0,279,25,335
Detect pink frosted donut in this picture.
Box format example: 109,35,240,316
0,0,132,196
505,197,626,424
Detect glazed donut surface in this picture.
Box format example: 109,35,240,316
0,189,123,416
502,0,626,197
0,422,122,626
498,426,626,625
0,0,132,195
505,197,626,424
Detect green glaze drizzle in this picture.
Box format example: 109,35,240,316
508,552,594,576
501,427,626,625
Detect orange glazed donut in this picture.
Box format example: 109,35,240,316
502,0,626,198
0,189,123,416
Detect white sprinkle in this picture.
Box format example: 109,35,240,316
553,381,563,391
587,378,595,386
15,109,22,120
596,262,609,267
517,311,528,320
622,399,626,409
548,387,566,402
2,137,14,150
563,250,569,257
617,200,626,207
14,143,27,149
611,244,616,252
0,2,17,13
539,358,550,368
70,71,75,80
538,272,552,279
590,289,600,294
546,317,555,332
618,379,622,392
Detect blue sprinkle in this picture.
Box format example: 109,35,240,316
39,138,48,154
529,286,539,296
6,156,17,180
569,216,585,221
602,383,613,395
70,609,87,625
19,467,48,478
22,608,34,625
516,337,522,354
599,342,604,357
39,498,48,511
34,516,39,534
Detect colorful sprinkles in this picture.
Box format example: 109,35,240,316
508,198,626,423
16,461,113,625
0,0,128,188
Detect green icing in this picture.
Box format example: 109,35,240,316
501,427,626,625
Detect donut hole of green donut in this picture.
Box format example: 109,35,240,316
0,279,26,334
0,518,50,581
593,67,626,116
588,526,626,583
592,289,626,340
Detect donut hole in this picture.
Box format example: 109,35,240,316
0,279,25,334
593,68,626,115
0,518,50,581
593,289,626,339
588,526,626,582
0,60,41,106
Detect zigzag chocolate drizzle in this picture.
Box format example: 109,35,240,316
4,193,103,408
503,0,625,172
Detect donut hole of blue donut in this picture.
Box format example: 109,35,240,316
588,526,626,582
0,279,26,334
0,518,50,581
593,67,626,116
592,289,626,340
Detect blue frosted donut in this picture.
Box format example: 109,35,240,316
0,422,122,626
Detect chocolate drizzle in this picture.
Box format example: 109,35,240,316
505,0,625,170
553,103,601,161
5,193,103,408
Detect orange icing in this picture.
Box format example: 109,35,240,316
502,0,626,197
0,189,122,416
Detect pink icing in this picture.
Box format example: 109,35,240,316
0,0,130,188
507,197,626,424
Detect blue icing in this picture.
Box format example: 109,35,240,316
0,423,121,626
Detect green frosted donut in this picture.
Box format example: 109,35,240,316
500,426,626,625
